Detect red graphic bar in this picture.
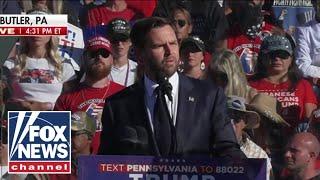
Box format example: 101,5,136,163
9,161,70,173
0,26,67,36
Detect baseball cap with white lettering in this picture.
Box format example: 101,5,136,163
86,36,112,53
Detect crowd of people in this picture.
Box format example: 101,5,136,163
2,0,320,179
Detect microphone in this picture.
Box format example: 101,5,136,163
156,72,173,101
118,126,149,155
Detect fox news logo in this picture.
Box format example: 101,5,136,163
8,111,71,174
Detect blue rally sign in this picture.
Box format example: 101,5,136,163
78,155,266,180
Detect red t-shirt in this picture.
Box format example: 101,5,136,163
126,0,156,17
249,79,317,127
227,22,274,75
87,6,137,27
86,1,156,27
54,81,125,154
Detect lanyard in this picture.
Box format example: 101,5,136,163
110,61,130,86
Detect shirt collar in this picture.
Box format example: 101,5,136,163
144,74,158,97
144,72,179,97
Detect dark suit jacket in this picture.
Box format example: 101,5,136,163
99,74,245,158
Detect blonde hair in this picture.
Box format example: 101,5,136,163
172,6,192,25
14,36,63,79
206,49,255,101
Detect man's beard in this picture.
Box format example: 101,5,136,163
286,161,308,174
147,57,178,81
86,63,111,81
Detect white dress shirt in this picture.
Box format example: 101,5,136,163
295,20,320,78
144,72,179,131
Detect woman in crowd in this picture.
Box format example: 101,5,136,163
3,10,76,111
3,33,76,110
180,36,205,79
248,35,314,178
249,35,317,130
171,6,193,45
206,49,257,102
206,48,292,179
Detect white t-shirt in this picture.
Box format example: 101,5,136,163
109,59,137,87
3,56,76,104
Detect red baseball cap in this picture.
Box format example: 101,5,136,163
86,36,111,53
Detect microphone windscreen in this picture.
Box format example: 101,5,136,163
155,72,173,101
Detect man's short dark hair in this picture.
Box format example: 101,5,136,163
130,17,176,49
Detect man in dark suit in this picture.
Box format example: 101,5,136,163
99,17,244,158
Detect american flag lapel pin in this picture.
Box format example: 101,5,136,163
188,96,194,102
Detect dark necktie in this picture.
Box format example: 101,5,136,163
153,81,175,156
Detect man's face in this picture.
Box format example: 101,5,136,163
140,25,180,79
284,139,311,171
240,3,263,37
111,38,132,59
71,131,91,156
86,48,113,80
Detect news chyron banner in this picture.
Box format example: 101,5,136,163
7,111,71,174
0,14,67,36
78,156,267,180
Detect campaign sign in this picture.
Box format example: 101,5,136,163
273,0,314,35
59,23,84,67
8,111,71,174
78,155,267,180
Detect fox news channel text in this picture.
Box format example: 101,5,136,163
8,111,71,174
0,15,67,36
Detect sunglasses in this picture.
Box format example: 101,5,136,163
71,130,91,136
268,51,291,60
88,49,110,59
111,37,130,44
173,19,187,28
